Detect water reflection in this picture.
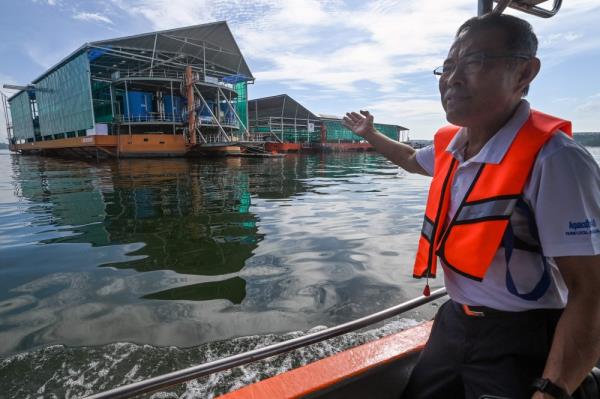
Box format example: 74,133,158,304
0,152,435,355
143,277,247,304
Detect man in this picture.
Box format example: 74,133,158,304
343,13,600,399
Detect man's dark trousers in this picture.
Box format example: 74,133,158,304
401,300,562,399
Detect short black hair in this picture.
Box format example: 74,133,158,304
456,14,538,95
456,13,538,57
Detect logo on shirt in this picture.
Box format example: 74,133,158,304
566,218,599,236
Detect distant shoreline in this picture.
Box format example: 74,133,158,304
573,132,600,147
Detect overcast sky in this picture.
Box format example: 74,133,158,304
1,0,599,142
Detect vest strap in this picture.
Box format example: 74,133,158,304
502,199,551,301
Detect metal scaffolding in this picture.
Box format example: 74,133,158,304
7,21,256,147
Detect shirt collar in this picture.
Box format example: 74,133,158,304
446,100,531,165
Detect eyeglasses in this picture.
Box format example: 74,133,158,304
433,53,531,78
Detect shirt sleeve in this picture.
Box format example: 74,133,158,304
526,135,600,257
415,144,435,177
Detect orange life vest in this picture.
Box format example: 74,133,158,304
413,109,572,283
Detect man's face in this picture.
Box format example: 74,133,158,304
439,27,524,128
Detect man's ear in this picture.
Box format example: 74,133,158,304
516,57,541,94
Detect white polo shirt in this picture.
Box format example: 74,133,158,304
416,100,600,311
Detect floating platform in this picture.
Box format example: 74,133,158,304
12,135,246,158
11,135,380,159
265,142,303,153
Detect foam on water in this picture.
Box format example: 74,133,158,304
0,317,420,399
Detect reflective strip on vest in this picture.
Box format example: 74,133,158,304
421,217,434,242
455,197,519,223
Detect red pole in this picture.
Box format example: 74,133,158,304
186,66,197,145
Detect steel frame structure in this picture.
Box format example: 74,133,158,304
250,116,321,143
88,41,250,145
1,91,13,145
7,22,255,148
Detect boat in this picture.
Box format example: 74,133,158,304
81,287,600,399
214,319,431,399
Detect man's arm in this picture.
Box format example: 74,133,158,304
342,110,429,175
533,254,600,398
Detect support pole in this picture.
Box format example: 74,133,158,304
217,88,221,140
294,103,299,143
170,80,175,135
478,0,493,15
280,96,286,143
185,66,196,145
216,87,249,139
109,83,115,120
194,86,230,142
203,43,206,82
150,33,158,77
492,0,512,15
124,80,131,136
112,83,120,159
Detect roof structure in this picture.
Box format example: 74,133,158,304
9,21,252,98
248,95,319,121
88,21,253,81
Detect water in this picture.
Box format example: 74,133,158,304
0,150,438,398
1,147,598,398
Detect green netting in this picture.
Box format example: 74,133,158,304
280,127,319,143
92,80,113,123
323,120,359,142
375,123,400,140
250,125,319,143
323,120,398,142
234,82,247,131
36,52,94,137
8,91,35,141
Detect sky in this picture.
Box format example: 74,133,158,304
1,0,599,142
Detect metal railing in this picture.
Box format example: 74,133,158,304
111,70,240,90
117,113,184,123
85,287,447,399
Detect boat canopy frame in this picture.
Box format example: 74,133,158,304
480,0,563,17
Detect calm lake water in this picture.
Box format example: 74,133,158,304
1,147,598,398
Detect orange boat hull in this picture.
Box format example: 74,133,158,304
217,321,432,399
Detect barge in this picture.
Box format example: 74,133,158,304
3,22,255,158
